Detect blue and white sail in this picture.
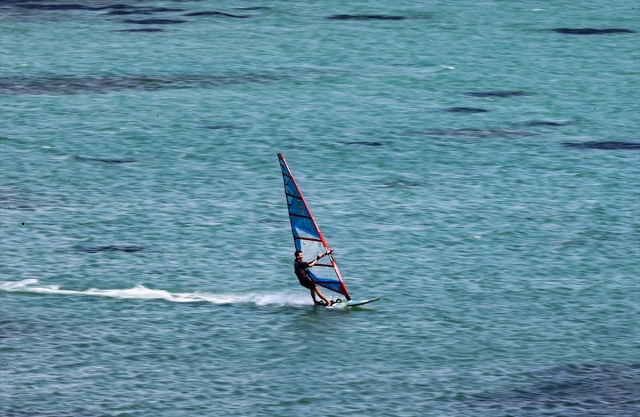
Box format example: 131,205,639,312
278,153,351,300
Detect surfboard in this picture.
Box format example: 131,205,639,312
327,297,381,308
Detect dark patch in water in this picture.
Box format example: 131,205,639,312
325,14,405,20
109,10,150,16
470,363,640,417
184,11,252,18
114,28,165,33
133,7,184,13
552,28,636,35
443,107,489,113
123,19,187,25
525,121,570,127
16,3,102,11
562,141,640,150
0,193,36,209
104,5,132,11
16,3,184,14
465,91,530,98
107,7,185,16
342,141,385,146
77,156,138,164
0,74,285,95
232,6,271,11
415,128,537,138
81,245,144,253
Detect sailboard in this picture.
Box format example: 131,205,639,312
326,297,382,309
278,153,355,302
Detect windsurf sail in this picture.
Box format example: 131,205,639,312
278,153,351,301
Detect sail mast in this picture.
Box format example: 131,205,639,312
278,153,351,300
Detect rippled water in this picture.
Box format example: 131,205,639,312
1,1,639,416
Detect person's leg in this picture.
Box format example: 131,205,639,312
314,288,332,305
310,289,319,304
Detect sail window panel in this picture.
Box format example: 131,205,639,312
296,238,325,257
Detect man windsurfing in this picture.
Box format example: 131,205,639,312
294,250,335,306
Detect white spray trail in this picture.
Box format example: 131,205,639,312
0,279,309,306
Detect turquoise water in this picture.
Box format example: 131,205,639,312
1,1,639,416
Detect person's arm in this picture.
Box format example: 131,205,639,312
308,252,327,267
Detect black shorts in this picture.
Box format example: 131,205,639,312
298,276,316,290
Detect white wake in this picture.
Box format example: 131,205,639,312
0,279,308,306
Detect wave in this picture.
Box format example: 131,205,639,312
0,279,308,306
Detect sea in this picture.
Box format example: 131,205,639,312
1,1,639,416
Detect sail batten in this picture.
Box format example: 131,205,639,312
278,153,351,300
289,213,313,219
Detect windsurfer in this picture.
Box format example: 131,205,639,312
294,250,335,306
